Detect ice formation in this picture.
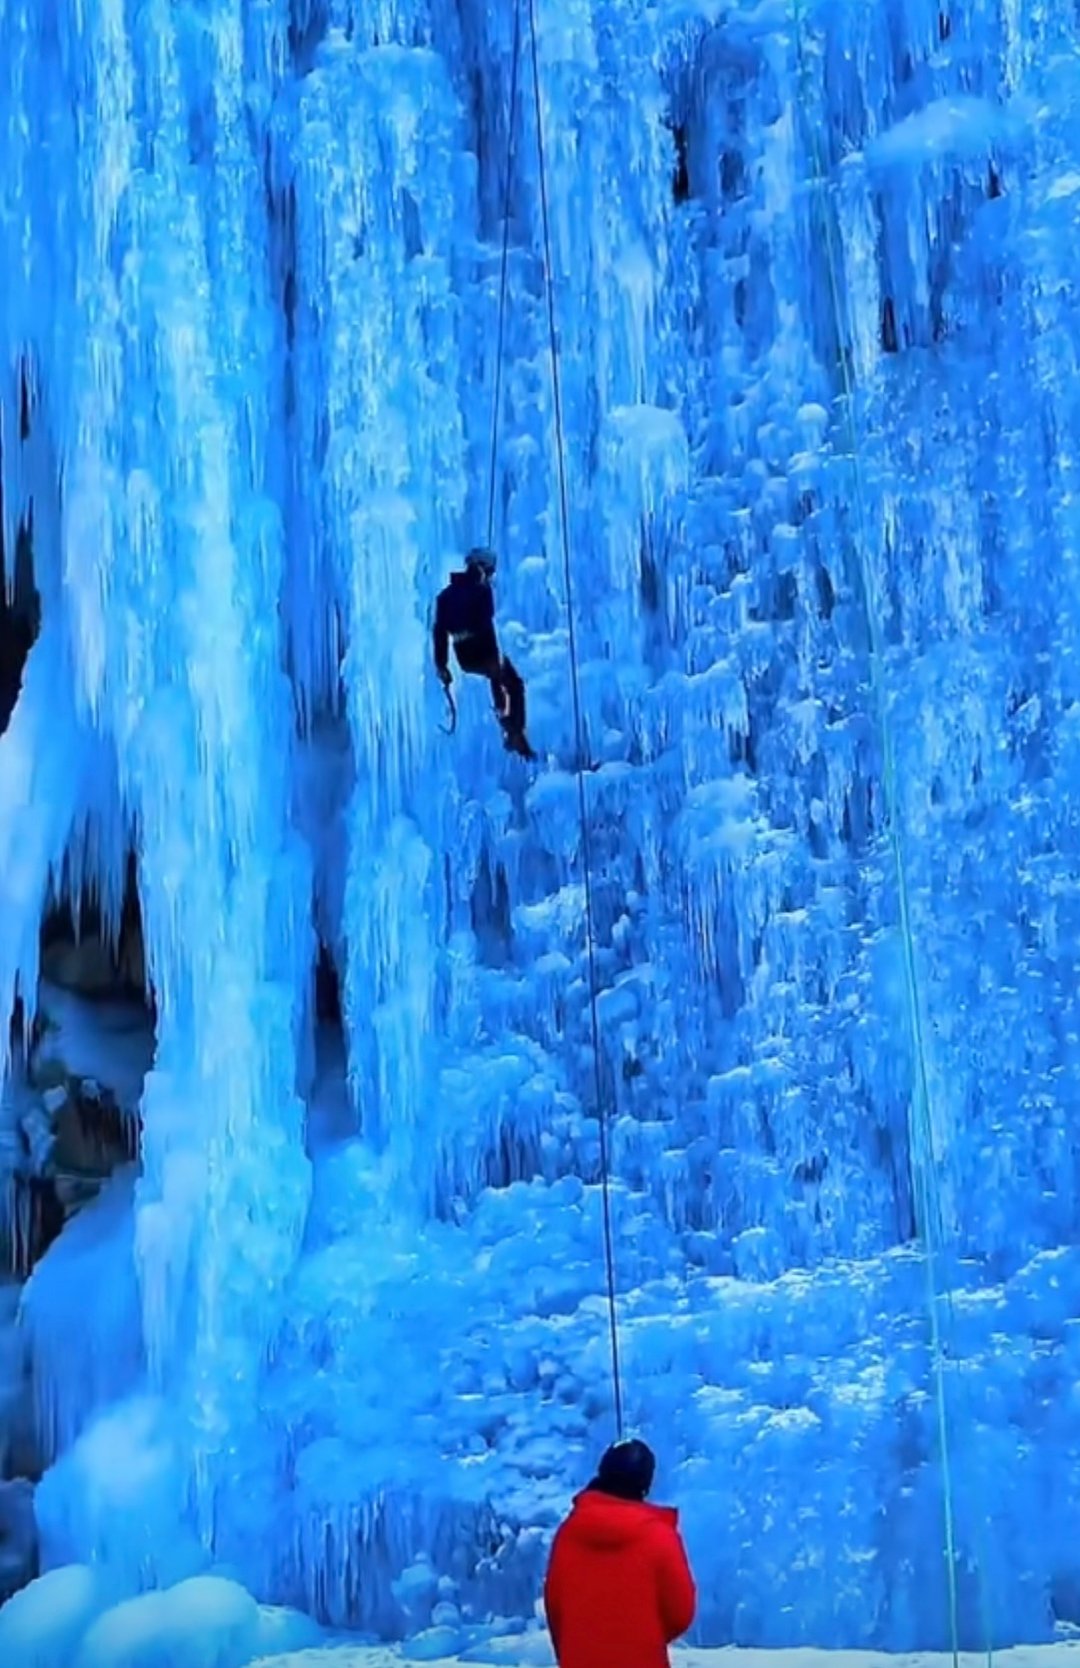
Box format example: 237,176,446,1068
1,0,1080,1658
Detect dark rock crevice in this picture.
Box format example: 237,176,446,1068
1,854,153,1281
0,523,39,741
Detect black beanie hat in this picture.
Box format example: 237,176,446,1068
593,1438,656,1501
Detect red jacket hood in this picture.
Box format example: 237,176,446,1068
564,1490,680,1551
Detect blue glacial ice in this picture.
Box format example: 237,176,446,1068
1,0,1080,1661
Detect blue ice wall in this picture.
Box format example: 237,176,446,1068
0,0,316,1527
1,0,1080,1653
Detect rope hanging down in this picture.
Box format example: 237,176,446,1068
445,24,524,746
485,0,625,1437
486,0,523,550
789,6,971,1662
445,4,521,740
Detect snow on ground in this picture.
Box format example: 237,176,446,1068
6,1563,1080,1668
255,1645,1080,1668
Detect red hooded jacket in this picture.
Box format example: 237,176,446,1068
543,1489,696,1668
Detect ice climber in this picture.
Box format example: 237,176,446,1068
543,1438,697,1668
433,547,536,759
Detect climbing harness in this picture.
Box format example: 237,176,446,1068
482,0,625,1436
790,7,984,1663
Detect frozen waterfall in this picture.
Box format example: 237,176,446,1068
1,0,1080,1661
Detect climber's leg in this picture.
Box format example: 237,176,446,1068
495,657,535,759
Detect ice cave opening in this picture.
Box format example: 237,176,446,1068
3,0,1080,1667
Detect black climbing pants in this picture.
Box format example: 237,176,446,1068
453,635,527,735
491,656,526,734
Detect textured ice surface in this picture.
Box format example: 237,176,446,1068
0,1563,114,1668
72,1575,262,1668
2,0,1080,1657
0,1565,325,1668
19,1172,143,1464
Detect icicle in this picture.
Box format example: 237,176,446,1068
19,1171,143,1465
0,626,93,1078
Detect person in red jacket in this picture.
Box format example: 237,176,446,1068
543,1439,696,1668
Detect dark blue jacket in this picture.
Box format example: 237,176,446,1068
433,569,497,675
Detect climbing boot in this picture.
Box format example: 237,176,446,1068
503,726,536,761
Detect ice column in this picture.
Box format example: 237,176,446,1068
287,29,470,1167
0,0,311,1529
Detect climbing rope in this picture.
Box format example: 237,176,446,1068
447,13,523,743
789,5,970,1661
506,0,624,1437
486,1,523,550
